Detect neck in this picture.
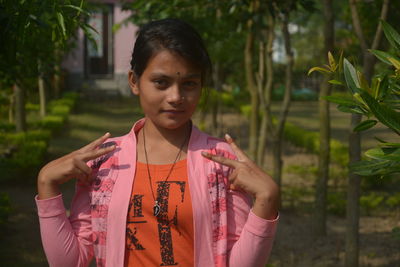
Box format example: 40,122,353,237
136,118,191,164
141,118,192,148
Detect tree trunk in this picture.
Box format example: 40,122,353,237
8,93,14,123
272,138,283,189
315,76,332,236
272,12,293,192
14,83,26,132
256,40,265,166
212,61,221,137
244,26,259,161
345,113,362,267
257,13,275,166
54,48,61,99
38,60,47,118
346,1,389,265
314,0,334,237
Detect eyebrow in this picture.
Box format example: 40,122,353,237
150,72,201,79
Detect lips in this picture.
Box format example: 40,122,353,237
162,109,184,114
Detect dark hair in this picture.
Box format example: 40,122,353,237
130,18,212,84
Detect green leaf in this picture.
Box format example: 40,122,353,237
337,104,365,115
353,119,377,132
63,4,90,16
365,147,400,162
388,57,400,69
369,49,396,65
350,159,390,175
328,51,336,70
364,147,387,160
307,66,331,75
378,142,400,148
343,58,360,94
360,91,400,135
56,12,66,38
323,95,356,106
357,71,370,91
328,80,343,85
381,20,400,50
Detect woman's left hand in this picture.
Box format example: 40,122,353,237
201,134,279,220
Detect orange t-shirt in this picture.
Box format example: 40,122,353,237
124,159,194,266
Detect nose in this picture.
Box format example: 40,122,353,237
166,84,183,105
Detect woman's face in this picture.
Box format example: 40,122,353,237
129,50,202,131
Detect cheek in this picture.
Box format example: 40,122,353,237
187,89,202,103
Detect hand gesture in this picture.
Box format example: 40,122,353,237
37,133,116,199
201,134,279,220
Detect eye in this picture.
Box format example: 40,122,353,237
183,80,199,89
153,79,168,89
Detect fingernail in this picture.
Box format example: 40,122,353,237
225,133,232,141
201,151,210,157
104,132,110,137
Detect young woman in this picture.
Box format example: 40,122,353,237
36,18,279,267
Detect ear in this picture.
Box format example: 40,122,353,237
128,70,139,95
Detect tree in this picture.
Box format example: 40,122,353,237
310,5,395,266
256,0,315,199
311,18,399,263
346,1,389,266
0,0,93,131
313,0,334,237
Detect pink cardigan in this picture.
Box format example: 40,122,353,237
36,119,278,267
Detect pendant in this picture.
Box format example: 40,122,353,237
153,201,160,217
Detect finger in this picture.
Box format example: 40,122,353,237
81,144,116,162
201,151,239,168
72,167,89,182
74,159,92,175
76,173,91,186
224,134,249,162
80,132,111,152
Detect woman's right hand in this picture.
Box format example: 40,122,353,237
37,133,116,199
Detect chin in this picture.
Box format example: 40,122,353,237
161,118,191,130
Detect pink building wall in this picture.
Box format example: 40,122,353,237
62,2,138,96
114,6,138,74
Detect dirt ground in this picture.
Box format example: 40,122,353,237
1,96,399,266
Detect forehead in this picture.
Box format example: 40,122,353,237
144,50,201,76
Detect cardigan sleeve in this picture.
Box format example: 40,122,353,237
226,189,278,267
36,183,94,267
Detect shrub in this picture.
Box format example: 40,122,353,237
386,193,400,209
49,104,70,119
39,115,65,133
63,92,79,103
239,104,349,166
360,193,384,216
0,130,49,183
12,140,47,168
0,193,11,226
0,92,78,184
327,191,346,216
391,227,400,241
283,121,348,166
0,122,14,132
25,103,40,111
3,129,51,145
239,104,252,118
